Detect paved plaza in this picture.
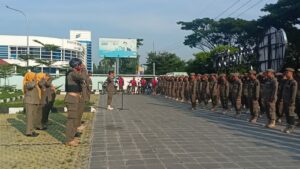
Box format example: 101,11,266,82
89,94,300,169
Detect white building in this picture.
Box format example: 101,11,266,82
0,34,86,73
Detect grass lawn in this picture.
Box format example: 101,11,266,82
0,94,99,169
0,90,23,99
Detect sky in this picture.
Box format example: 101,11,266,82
0,0,277,64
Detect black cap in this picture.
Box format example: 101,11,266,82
69,58,82,68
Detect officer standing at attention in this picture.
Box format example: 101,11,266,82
64,58,85,146
275,73,285,123
196,74,202,104
219,74,229,113
106,70,115,110
231,73,243,117
189,73,197,110
294,69,300,124
77,64,89,135
23,72,41,137
200,74,210,106
209,74,218,111
184,76,190,101
282,68,298,133
263,69,278,128
248,70,260,123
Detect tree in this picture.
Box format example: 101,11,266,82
177,18,261,52
144,52,186,75
0,64,15,86
33,39,61,73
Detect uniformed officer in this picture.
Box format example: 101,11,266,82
172,77,177,100
275,73,285,123
77,65,89,135
175,77,181,101
35,72,47,130
106,70,115,110
23,72,40,137
294,69,300,123
37,73,55,129
262,69,278,128
231,73,243,117
209,74,218,111
219,74,229,113
184,76,190,101
64,58,85,146
248,70,260,123
258,72,267,117
189,73,197,110
196,74,202,104
180,76,185,102
242,74,250,112
282,68,298,133
200,74,210,106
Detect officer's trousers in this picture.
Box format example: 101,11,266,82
107,92,113,106
283,102,296,126
66,103,79,142
249,97,259,117
25,104,39,135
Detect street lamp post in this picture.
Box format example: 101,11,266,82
5,5,29,69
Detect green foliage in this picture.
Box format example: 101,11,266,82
145,52,186,75
177,18,259,51
0,89,22,99
0,64,15,86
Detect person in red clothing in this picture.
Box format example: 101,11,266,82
140,77,147,94
151,77,157,95
118,76,124,92
131,77,137,94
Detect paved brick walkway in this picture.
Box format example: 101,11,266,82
89,94,300,169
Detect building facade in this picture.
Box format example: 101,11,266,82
70,30,92,72
0,30,92,73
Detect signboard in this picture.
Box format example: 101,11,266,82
258,27,288,72
99,38,137,58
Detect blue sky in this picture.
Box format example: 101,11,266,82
0,0,277,64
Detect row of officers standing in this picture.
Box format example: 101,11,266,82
23,58,92,147
157,68,300,134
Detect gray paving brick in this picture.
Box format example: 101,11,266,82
89,95,300,169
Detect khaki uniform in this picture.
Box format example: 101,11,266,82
276,78,285,120
106,76,115,106
219,80,229,110
259,77,267,115
242,78,250,109
200,80,210,105
184,80,190,101
41,78,54,128
190,79,197,108
209,80,218,108
197,80,202,103
64,70,85,142
180,80,185,101
176,80,180,99
24,81,41,135
172,79,177,99
262,77,278,121
248,79,260,118
294,76,300,119
282,79,298,126
231,79,243,114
